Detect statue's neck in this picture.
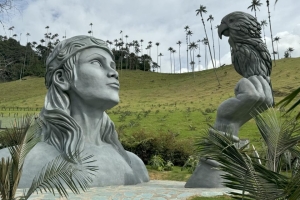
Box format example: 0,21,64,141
70,101,104,144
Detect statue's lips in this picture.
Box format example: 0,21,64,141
107,82,120,89
218,23,229,39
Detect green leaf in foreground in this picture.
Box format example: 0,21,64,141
24,153,98,199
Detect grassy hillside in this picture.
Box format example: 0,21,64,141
0,57,299,149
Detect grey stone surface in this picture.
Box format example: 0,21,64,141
186,11,274,188
14,180,239,199
0,35,149,188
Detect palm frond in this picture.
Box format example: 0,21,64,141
24,153,98,199
277,87,300,119
8,117,43,170
0,115,32,149
0,157,13,200
253,108,300,172
0,115,43,200
284,162,300,200
197,127,286,199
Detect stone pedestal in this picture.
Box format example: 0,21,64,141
185,159,225,188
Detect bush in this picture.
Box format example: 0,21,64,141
181,155,199,173
120,129,195,166
149,155,165,171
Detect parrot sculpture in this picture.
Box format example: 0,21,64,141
218,11,274,105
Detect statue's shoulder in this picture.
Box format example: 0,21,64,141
0,142,60,160
25,141,60,162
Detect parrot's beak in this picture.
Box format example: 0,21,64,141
218,22,229,39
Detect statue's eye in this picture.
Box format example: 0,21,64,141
91,60,103,67
229,18,234,23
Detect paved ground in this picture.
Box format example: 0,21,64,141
16,180,238,200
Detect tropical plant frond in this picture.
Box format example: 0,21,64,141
277,87,300,118
0,115,32,149
24,152,98,199
0,157,13,200
197,127,286,199
284,162,300,200
8,116,43,171
253,108,300,172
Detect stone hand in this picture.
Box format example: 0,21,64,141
214,75,273,136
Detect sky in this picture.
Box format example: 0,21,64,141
0,0,299,73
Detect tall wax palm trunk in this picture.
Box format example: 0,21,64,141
179,45,182,73
196,5,220,85
266,0,276,64
216,28,221,67
168,47,173,73
186,34,189,72
177,41,182,74
172,50,176,73
208,15,216,68
205,43,207,70
276,42,279,59
192,49,195,78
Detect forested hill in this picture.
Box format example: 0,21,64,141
0,37,48,82
0,37,155,83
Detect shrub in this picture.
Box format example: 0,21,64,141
164,160,174,171
120,129,195,166
181,155,199,173
149,155,165,171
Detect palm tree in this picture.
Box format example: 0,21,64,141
45,26,49,43
284,51,289,58
172,49,176,73
196,54,201,71
168,47,173,73
184,26,190,72
40,39,45,46
215,25,221,67
247,0,263,18
155,42,160,71
273,36,281,59
260,20,268,45
189,42,198,77
158,53,163,72
120,30,123,42
148,41,152,58
21,33,30,80
89,23,93,36
176,41,182,73
207,14,216,68
202,38,208,70
134,43,140,70
8,26,14,38
140,39,145,71
266,0,276,63
186,30,193,66
196,5,220,86
287,47,294,58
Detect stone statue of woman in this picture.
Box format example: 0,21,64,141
0,35,149,187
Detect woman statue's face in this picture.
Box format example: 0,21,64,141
68,47,119,110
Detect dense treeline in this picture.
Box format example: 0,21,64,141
0,37,46,82
0,36,154,82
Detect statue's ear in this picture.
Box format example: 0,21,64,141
52,69,70,91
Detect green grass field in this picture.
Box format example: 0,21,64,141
1,57,299,149
1,58,299,199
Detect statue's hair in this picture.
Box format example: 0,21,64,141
40,36,131,165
